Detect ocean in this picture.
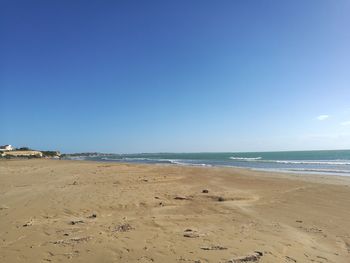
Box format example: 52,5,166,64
65,150,350,176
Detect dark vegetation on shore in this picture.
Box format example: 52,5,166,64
0,146,61,159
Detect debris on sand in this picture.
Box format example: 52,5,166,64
184,232,200,238
298,226,323,233
174,196,191,200
226,251,263,262
138,256,154,262
52,236,92,245
183,229,201,238
70,220,84,225
202,189,209,193
218,196,225,202
285,256,297,262
113,223,133,232
204,195,228,202
87,213,97,219
201,245,227,250
23,220,33,227
68,237,92,243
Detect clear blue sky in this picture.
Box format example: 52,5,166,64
1,0,350,153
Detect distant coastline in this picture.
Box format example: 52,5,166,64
0,145,61,159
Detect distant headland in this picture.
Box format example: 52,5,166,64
0,144,61,159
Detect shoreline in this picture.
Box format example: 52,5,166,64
3,158,350,185
58,158,350,185
60,156,350,178
1,159,350,262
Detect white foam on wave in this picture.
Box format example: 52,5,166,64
66,156,87,161
273,160,350,165
114,157,211,167
286,168,350,174
122,157,150,161
169,160,212,167
122,157,185,164
229,157,350,165
229,157,262,161
101,157,123,161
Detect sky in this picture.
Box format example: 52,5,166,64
1,0,350,153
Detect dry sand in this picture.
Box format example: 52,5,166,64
1,159,350,263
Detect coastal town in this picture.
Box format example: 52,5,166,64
0,144,61,158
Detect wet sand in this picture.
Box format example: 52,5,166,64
1,159,350,263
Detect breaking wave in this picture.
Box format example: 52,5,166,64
100,157,212,167
229,157,262,161
229,157,350,165
273,160,350,165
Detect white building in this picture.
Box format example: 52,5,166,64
0,145,14,151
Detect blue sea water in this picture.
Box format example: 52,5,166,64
65,150,350,176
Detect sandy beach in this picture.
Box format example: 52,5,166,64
1,159,350,263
